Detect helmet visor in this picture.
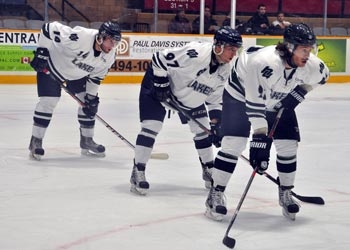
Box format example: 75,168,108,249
290,43,318,57
104,36,120,49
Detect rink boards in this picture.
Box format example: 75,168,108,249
0,29,349,84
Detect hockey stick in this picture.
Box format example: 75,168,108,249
166,99,212,134
264,170,325,205
168,99,325,244
222,167,258,248
239,155,325,205
167,99,324,204
60,83,169,160
222,109,283,249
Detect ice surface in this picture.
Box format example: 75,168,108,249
0,83,349,250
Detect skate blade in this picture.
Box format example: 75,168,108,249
29,153,42,161
205,208,224,221
81,149,106,158
282,208,296,221
130,184,148,196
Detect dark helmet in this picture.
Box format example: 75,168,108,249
214,26,242,48
284,23,316,46
99,21,121,41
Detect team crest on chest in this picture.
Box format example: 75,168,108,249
261,66,273,78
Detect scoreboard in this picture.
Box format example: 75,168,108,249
143,0,231,13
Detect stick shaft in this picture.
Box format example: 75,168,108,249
60,83,136,149
224,169,257,237
61,83,169,159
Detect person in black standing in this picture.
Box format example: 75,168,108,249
247,4,270,34
192,5,218,34
168,9,192,34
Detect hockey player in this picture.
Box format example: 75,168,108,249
205,23,329,220
130,26,243,195
29,20,121,160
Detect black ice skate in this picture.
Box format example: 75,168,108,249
130,162,149,195
205,186,227,221
80,135,105,157
29,136,45,160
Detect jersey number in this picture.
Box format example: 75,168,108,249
165,53,179,67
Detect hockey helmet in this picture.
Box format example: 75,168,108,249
284,23,316,46
214,26,242,48
99,21,121,41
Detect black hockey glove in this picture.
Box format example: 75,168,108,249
249,134,272,174
210,122,222,148
274,85,307,111
30,47,50,72
153,80,171,102
82,94,99,118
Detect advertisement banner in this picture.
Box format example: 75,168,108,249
0,45,36,71
0,29,349,83
112,34,213,73
0,30,40,72
256,38,346,73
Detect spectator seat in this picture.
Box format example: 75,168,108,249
330,27,348,36
2,18,26,29
312,27,330,36
26,20,45,30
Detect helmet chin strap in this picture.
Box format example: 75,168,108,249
286,43,298,68
213,44,224,56
95,35,104,51
212,44,226,64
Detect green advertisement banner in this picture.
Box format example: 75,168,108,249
256,38,346,72
0,30,39,72
2,38,344,73
0,45,36,71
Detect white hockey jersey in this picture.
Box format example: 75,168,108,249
38,21,117,96
152,41,233,112
226,45,329,131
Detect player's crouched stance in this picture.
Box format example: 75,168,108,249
130,27,243,195
205,23,329,221
28,20,121,160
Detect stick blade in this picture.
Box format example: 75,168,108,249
150,153,169,160
222,236,236,249
293,194,325,205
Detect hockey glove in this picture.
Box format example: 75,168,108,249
249,134,272,174
82,94,99,118
153,79,171,102
210,122,222,148
30,47,50,72
274,85,307,111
